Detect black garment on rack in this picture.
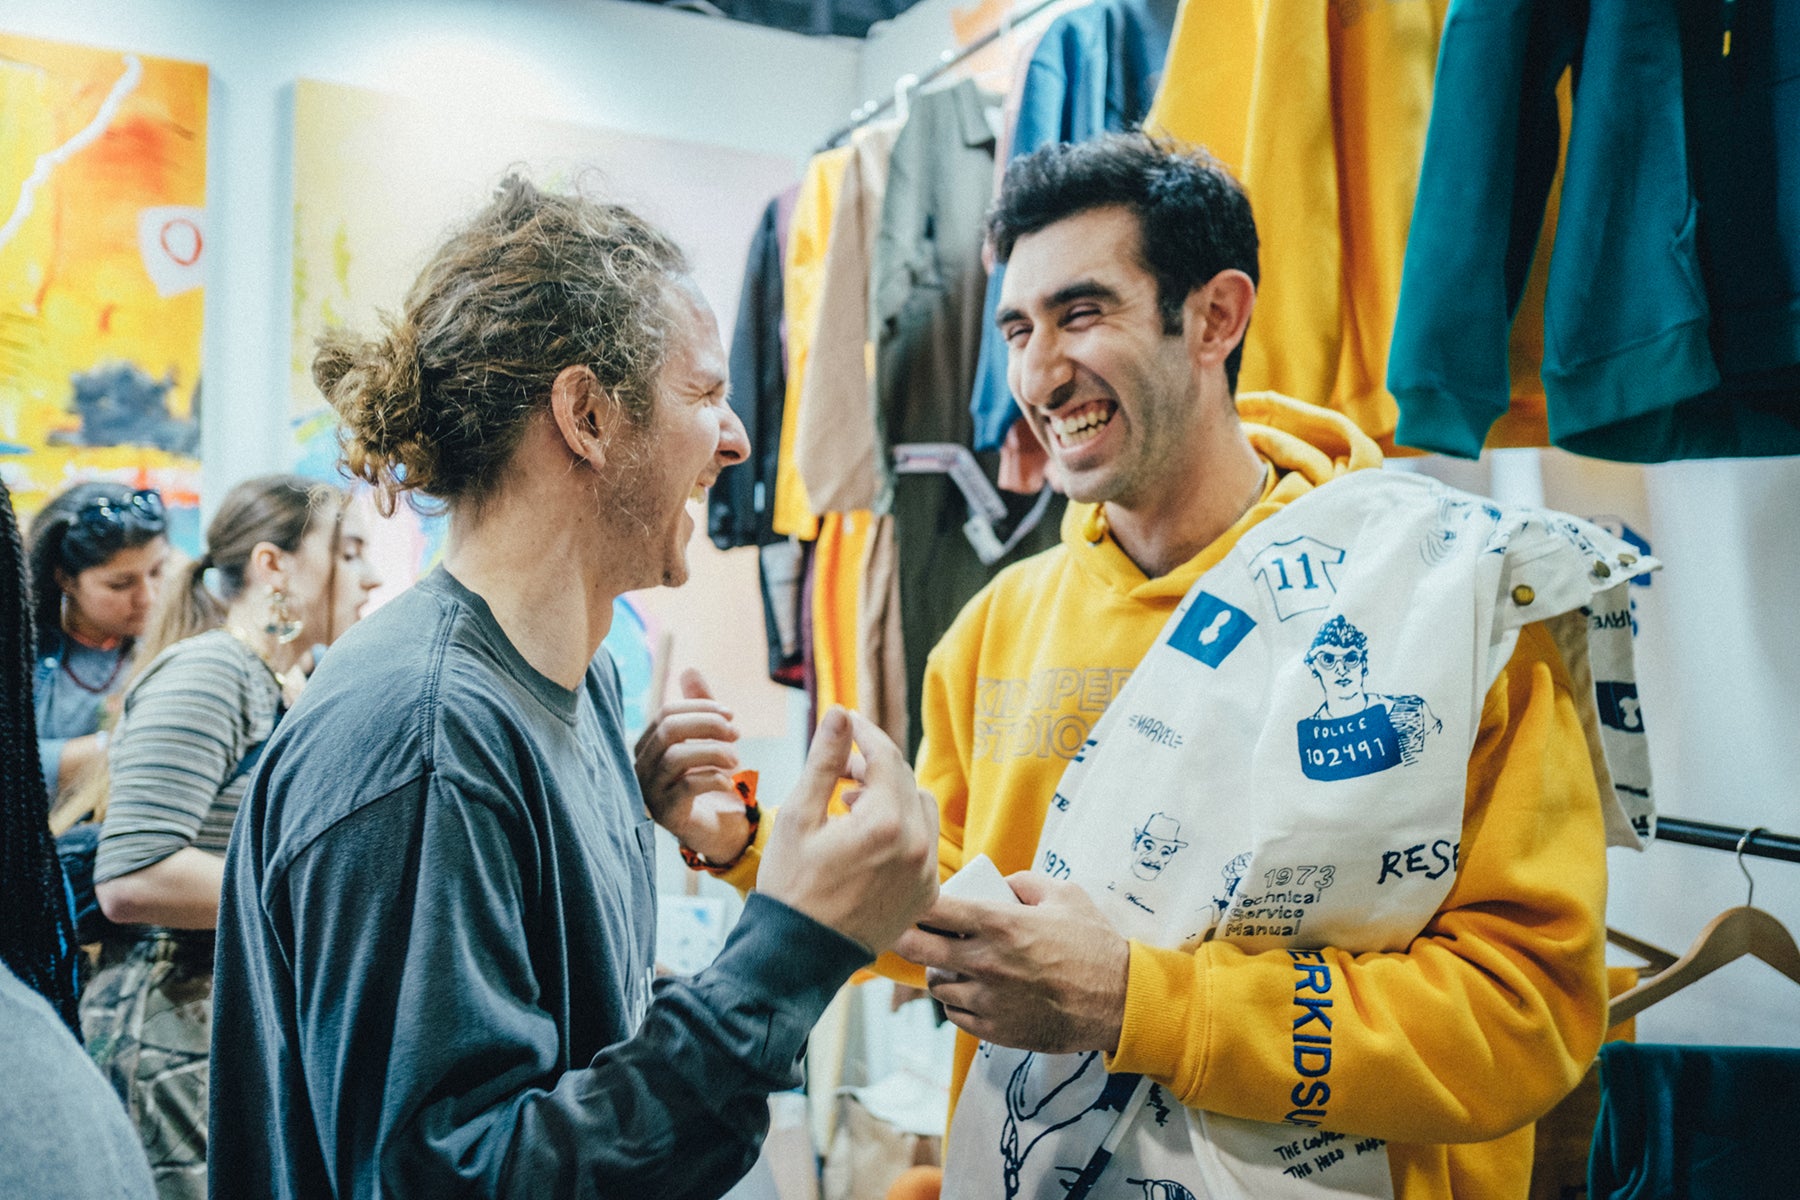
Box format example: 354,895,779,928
710,195,809,690
873,80,1064,757
710,196,789,551
759,539,808,690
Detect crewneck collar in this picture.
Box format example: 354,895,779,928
422,566,583,724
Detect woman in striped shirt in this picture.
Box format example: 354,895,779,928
81,473,380,1200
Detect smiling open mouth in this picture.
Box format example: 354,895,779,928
1048,399,1116,446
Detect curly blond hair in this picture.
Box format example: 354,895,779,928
312,176,690,515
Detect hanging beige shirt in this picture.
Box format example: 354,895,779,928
794,121,900,516
791,123,910,751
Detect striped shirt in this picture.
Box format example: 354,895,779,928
94,630,282,883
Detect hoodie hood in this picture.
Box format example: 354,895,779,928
1058,392,1384,601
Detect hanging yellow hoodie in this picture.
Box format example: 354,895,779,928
725,395,1607,1198
1145,0,1563,452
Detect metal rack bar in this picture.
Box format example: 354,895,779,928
817,0,1067,149
1653,817,1800,865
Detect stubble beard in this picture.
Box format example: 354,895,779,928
595,420,690,591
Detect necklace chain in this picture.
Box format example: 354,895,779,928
60,643,126,695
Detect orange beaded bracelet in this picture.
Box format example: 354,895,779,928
678,770,760,874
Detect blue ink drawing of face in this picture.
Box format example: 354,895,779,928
1131,813,1188,881
1305,615,1371,719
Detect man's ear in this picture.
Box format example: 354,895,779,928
549,364,617,470
1183,269,1256,373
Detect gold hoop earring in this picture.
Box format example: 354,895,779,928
264,587,303,645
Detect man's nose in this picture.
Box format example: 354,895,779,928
716,406,750,466
1011,328,1074,410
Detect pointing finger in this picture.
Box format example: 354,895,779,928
788,706,855,832
679,667,716,701
841,711,908,802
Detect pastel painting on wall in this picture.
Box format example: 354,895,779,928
0,31,207,550
289,79,799,735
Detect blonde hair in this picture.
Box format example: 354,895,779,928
313,175,690,516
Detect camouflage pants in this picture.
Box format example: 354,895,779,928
80,934,211,1200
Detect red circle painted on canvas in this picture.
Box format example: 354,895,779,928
159,218,203,267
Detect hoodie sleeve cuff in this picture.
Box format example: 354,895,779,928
1105,939,1212,1101
1391,384,1504,460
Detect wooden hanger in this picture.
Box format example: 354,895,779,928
1606,926,1678,977
1609,828,1800,1025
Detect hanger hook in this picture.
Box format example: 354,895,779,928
894,72,920,124
1735,826,1764,907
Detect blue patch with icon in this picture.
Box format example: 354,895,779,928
1595,681,1645,732
1167,592,1255,667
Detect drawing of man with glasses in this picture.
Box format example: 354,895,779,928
1296,616,1440,780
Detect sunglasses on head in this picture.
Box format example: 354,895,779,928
1308,648,1364,669
75,489,167,538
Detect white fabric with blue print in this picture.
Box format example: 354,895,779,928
943,470,1657,1200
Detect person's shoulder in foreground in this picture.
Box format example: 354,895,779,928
0,959,155,1200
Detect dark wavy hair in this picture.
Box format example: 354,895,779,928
25,481,167,656
986,132,1261,391
1,479,83,1034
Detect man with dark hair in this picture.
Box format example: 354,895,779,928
874,133,1654,1199
984,133,1261,391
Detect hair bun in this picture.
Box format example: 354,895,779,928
314,319,435,514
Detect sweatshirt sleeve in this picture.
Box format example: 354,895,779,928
275,780,869,1199
1388,0,1567,457
1108,622,1608,1143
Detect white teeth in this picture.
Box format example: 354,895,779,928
1049,404,1114,445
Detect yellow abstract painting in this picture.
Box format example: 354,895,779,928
0,32,207,546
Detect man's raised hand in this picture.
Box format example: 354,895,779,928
760,707,939,955
634,667,749,865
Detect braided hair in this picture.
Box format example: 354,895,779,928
0,478,83,1035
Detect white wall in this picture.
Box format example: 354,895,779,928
3,0,860,508
857,0,965,106
1610,458,1800,1045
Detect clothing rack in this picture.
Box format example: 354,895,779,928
1655,816,1800,866
818,0,1067,150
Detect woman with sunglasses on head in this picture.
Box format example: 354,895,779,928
81,472,379,1200
26,483,171,804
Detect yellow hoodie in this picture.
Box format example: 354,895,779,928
726,395,1606,1198
1145,1,1564,453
